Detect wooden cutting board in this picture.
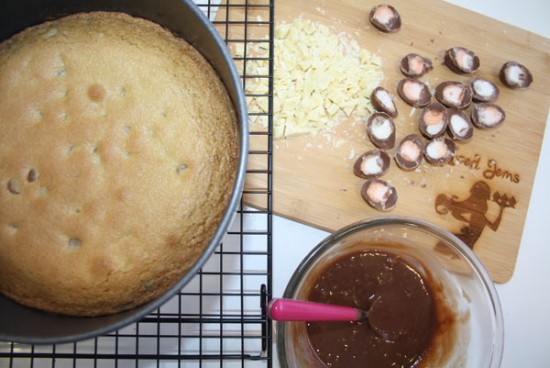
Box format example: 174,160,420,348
215,0,550,283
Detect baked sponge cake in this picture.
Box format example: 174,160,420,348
0,12,240,316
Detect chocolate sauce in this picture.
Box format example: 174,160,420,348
306,250,437,368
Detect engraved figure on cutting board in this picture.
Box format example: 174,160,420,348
435,181,516,249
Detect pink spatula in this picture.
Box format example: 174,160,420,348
267,298,368,322
268,298,404,342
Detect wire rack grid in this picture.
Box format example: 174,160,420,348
0,0,274,367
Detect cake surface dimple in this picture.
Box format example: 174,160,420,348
0,12,239,316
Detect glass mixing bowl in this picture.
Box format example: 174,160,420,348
277,216,504,368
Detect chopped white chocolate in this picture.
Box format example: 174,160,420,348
245,18,384,138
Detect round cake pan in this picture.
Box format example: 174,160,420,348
0,0,248,344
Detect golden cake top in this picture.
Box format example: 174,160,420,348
0,12,239,316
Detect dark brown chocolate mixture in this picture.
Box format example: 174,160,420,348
306,250,437,368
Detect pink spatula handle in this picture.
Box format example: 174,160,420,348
268,298,359,322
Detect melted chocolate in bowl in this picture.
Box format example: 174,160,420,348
306,248,454,367
279,218,504,368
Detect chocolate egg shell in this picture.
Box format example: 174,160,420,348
366,112,396,149
400,53,433,78
395,134,425,171
499,61,533,89
470,78,500,103
396,78,432,108
361,179,398,211
444,46,480,74
418,102,448,138
371,86,398,117
447,108,474,142
471,103,506,129
424,137,456,166
369,4,401,33
434,81,472,109
353,149,391,179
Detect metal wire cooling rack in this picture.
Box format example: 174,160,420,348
0,0,274,366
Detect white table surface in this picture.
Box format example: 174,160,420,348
271,1,550,367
